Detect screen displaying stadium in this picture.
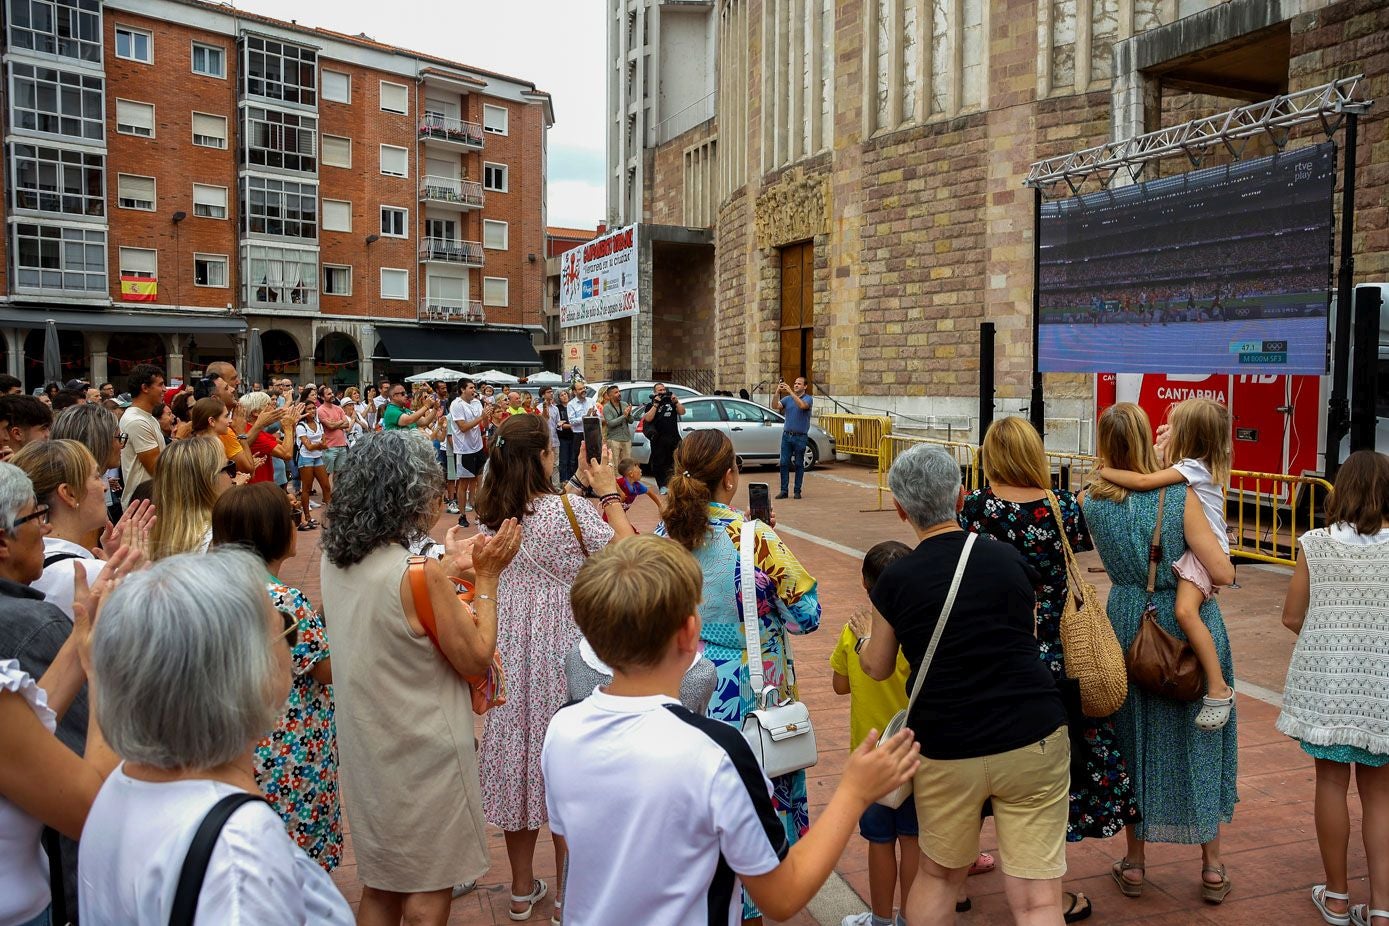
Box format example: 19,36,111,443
1037,143,1337,375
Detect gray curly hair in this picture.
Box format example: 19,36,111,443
321,429,442,567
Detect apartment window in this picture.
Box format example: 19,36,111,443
242,34,316,106
380,206,407,238
242,242,317,307
321,134,350,168
323,264,351,296
8,0,103,63
379,268,408,300
118,246,156,279
322,199,351,232
115,99,154,137
244,105,316,173
482,276,508,306
192,183,226,219
114,25,151,63
193,253,227,287
14,223,106,293
116,173,155,211
379,81,408,115
10,143,104,217
10,63,104,141
191,112,227,149
482,104,508,135
321,69,350,103
483,219,508,250
191,42,224,77
483,162,508,192
242,176,317,240
379,144,408,178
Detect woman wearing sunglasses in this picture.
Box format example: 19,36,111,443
211,483,342,872
149,437,234,559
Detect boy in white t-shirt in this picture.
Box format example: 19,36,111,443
544,535,921,926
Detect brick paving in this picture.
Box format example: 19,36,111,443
275,462,1367,925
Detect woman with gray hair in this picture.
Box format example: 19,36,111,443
861,443,1072,926
77,546,353,923
53,402,124,524
319,430,521,926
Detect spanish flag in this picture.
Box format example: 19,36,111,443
120,275,157,302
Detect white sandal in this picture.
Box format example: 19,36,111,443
510,879,549,921
1195,692,1235,731
1351,905,1389,926
1313,885,1351,926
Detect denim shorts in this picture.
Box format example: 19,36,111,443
859,796,920,843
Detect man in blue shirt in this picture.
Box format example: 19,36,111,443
775,376,812,500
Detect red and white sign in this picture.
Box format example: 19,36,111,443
559,224,640,329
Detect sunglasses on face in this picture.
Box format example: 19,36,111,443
220,460,238,478
278,611,299,648
117,432,129,446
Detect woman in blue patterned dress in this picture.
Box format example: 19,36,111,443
657,430,820,926
212,483,342,871
1083,404,1237,904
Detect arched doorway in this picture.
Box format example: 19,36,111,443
23,328,86,392
315,333,360,388
106,332,167,393
259,330,300,388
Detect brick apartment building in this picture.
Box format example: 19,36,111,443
0,0,553,391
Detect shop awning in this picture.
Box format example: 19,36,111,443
0,306,247,334
373,326,542,367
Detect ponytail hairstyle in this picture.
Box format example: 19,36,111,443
663,429,736,551
474,412,555,530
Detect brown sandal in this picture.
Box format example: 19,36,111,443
1202,864,1232,904
1111,859,1144,898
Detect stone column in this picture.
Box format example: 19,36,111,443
89,351,109,388
299,355,316,385
630,230,654,380
5,329,24,380
167,350,184,383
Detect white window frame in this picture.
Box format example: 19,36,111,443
114,25,152,64
243,106,317,173
482,104,508,135
380,206,408,238
193,253,228,288
321,134,351,169
379,267,408,301
482,276,509,307
119,246,157,279
242,34,317,107
190,112,227,149
322,264,352,296
10,143,105,217
242,241,319,308
10,63,105,142
191,42,225,78
379,80,409,115
483,162,509,193
14,223,107,294
242,175,318,241
483,219,509,251
321,199,352,233
116,173,156,211
8,2,102,64
192,183,227,220
379,144,408,178
115,99,155,138
321,70,351,104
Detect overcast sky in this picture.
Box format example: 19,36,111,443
234,0,606,230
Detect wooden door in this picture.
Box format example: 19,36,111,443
779,241,814,384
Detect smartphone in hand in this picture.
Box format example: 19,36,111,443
582,418,604,462
748,483,771,522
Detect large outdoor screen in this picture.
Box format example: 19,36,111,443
1037,143,1336,375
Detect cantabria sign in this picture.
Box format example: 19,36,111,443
559,225,639,328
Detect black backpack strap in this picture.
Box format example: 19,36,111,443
43,552,82,569
168,793,266,926
41,826,66,925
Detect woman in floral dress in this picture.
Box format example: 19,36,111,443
657,430,819,926
210,482,342,870
960,417,1139,922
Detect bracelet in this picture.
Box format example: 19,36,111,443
599,494,622,508
474,593,495,603
567,476,585,494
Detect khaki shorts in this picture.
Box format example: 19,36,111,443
913,725,1070,879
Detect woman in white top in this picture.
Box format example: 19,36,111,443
1279,450,1389,926
296,407,331,513
78,547,353,924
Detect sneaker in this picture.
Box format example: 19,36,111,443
840,914,873,926
659,486,668,496
465,502,474,512
794,492,802,499
775,491,789,500
452,881,477,899
446,500,460,515
458,514,470,528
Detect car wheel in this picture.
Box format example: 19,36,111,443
735,455,746,472
803,442,819,471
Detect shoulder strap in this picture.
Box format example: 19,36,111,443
43,552,83,568
901,533,977,716
1044,490,1082,580
1146,487,1167,594
168,793,266,926
561,494,590,558
406,555,441,648
740,519,765,696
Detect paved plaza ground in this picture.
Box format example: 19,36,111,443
273,461,1368,926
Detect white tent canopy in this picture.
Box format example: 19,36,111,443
404,367,467,383
525,370,563,384
472,369,519,384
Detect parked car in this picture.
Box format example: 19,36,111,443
627,395,834,471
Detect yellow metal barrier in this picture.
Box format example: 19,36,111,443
1226,470,1333,567
1044,451,1098,494
815,413,893,461
876,434,980,510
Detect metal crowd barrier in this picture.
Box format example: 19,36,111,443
1044,451,1098,493
875,434,980,510
815,413,893,461
1226,470,1333,567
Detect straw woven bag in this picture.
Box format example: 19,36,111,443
1045,491,1127,718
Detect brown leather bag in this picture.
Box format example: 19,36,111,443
1126,487,1205,702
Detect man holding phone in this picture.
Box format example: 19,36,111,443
642,383,685,494
774,377,813,500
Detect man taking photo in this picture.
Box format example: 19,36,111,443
382,383,439,431
641,382,684,494
774,376,813,500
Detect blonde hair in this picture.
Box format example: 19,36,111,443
150,437,223,559
12,439,97,507
981,417,1051,490
1089,403,1160,502
239,391,272,416
570,535,703,670
1165,398,1231,488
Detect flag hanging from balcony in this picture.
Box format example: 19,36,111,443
120,275,157,302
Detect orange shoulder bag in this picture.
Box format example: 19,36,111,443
406,555,507,714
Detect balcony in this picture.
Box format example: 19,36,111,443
419,176,484,211
419,237,484,268
419,295,485,324
244,280,319,310
418,113,484,150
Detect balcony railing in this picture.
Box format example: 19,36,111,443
244,280,319,309
419,176,485,209
419,296,485,324
418,113,484,148
419,237,484,267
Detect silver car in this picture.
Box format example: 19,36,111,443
630,396,834,470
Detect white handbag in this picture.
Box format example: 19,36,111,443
876,532,976,809
738,519,818,778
